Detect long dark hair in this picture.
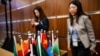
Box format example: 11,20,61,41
33,6,47,22
69,0,86,26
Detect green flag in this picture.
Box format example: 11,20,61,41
13,36,17,56
36,44,48,56
13,46,17,56
52,38,60,56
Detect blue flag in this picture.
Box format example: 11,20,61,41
46,42,54,56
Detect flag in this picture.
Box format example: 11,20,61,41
13,46,17,56
32,37,38,56
52,38,60,56
46,42,54,56
20,39,29,56
13,36,17,56
36,33,42,56
14,41,28,56
41,32,48,50
28,33,37,56
16,43,23,56
26,33,38,56
13,35,23,56
36,44,49,56
29,38,34,56
32,38,36,45
36,31,48,56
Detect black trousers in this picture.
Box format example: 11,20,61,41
71,41,90,56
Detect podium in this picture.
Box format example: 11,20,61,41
0,48,13,56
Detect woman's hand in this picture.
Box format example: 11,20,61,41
68,47,71,51
90,48,95,52
31,20,39,26
34,22,39,26
90,48,98,55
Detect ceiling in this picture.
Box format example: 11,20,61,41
0,0,37,14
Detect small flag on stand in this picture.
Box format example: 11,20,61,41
12,30,61,56
36,30,49,56
27,31,34,56
52,30,60,56
41,30,48,50
36,31,42,56
46,42,54,56
19,35,29,56
52,38,60,56
13,36,17,56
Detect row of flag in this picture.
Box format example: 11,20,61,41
13,30,60,56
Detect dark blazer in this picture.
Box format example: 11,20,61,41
67,15,96,50
35,17,49,32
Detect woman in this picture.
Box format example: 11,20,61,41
31,6,49,56
31,6,49,34
67,0,96,56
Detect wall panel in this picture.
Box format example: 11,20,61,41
0,0,100,56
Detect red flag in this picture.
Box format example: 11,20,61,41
32,38,36,46
21,39,29,56
15,43,22,56
41,32,48,50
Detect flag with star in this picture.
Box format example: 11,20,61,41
41,31,48,50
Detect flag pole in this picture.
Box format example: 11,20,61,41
28,31,34,56
37,31,42,56
19,35,24,56
51,30,54,47
56,30,60,56
56,30,59,38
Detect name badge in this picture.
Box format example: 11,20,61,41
72,37,78,47
72,29,78,47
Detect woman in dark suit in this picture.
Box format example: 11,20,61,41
67,0,96,56
31,6,49,33
30,6,49,56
